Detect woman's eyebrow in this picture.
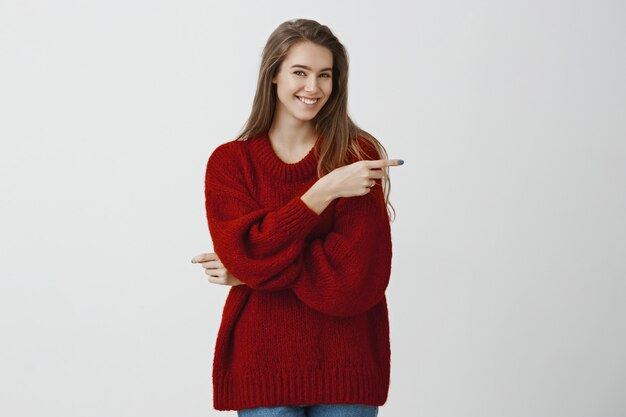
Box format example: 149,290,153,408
290,64,333,72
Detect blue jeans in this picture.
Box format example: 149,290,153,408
237,404,379,417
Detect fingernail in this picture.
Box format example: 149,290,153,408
397,159,404,165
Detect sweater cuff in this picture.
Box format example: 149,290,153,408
276,195,321,238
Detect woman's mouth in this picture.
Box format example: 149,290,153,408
296,96,319,106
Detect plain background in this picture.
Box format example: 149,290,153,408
1,0,625,416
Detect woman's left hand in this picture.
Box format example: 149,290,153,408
191,252,246,286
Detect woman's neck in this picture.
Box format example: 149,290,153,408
268,118,317,149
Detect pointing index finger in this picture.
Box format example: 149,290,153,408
191,252,218,263
365,159,404,168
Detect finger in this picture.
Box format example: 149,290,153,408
201,260,224,269
205,268,225,277
191,252,219,263
207,276,227,285
192,253,212,263
367,170,385,179
364,159,404,168
227,277,246,286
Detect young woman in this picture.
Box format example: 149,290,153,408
192,18,403,417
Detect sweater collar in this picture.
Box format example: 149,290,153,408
251,131,319,182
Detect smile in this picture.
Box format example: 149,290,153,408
297,96,319,105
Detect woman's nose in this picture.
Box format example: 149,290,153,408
305,76,318,92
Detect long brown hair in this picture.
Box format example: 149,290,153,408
235,18,396,222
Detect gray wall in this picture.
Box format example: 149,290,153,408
1,0,624,416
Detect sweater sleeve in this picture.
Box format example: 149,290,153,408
289,176,393,317
204,143,322,291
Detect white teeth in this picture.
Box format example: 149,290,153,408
298,96,318,105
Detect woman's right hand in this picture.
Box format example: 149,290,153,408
320,159,403,199
300,158,403,215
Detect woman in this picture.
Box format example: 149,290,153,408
192,18,403,416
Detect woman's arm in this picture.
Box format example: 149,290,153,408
205,140,394,314
205,143,328,291
290,181,392,317
208,154,392,316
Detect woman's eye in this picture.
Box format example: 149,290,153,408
293,71,331,78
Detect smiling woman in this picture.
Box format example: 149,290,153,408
191,17,403,416
271,42,334,124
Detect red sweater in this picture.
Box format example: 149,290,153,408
204,130,393,411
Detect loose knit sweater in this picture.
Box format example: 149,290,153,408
204,130,393,411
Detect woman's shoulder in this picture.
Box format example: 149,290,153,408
208,135,258,167
206,140,242,181
209,137,245,158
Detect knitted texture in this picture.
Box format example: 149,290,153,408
204,131,393,411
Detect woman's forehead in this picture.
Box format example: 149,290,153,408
284,42,333,68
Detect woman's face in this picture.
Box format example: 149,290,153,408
271,41,333,123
